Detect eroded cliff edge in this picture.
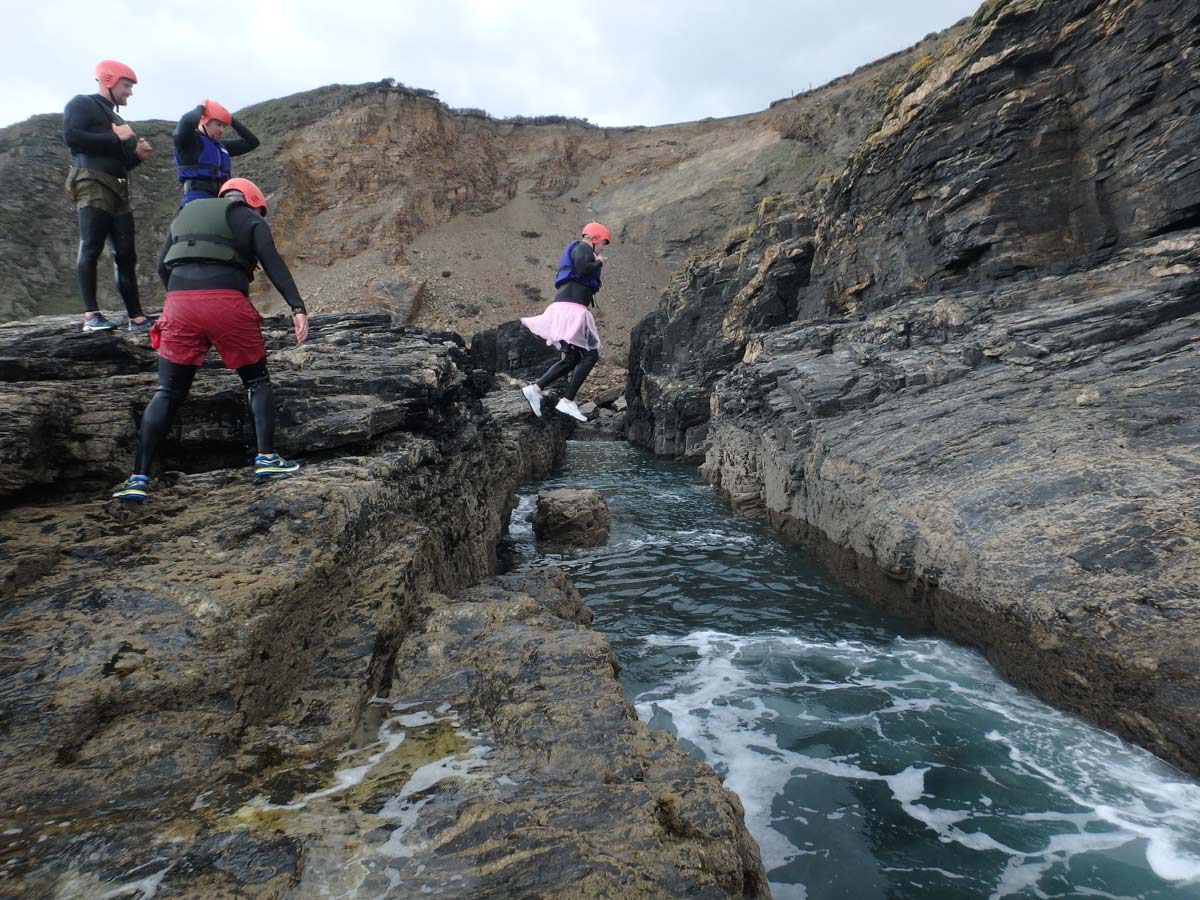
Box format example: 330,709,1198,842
628,0,1200,773
0,315,768,898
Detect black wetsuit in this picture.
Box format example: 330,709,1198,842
535,241,602,400
173,104,260,201
133,204,305,474
62,93,144,317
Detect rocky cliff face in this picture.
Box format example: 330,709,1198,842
628,195,816,460
807,0,1200,316
627,0,1200,774
0,316,767,897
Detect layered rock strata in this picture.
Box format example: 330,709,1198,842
704,234,1200,774
627,0,1200,773
0,315,767,897
628,196,815,460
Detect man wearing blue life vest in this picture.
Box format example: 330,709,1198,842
173,100,260,206
519,222,612,422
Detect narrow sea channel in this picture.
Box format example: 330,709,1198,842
500,440,1200,900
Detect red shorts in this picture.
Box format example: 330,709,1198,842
151,289,266,369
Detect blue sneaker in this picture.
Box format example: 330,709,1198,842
112,474,149,502
128,317,155,334
255,453,300,479
83,313,115,332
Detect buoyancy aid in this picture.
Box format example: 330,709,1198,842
162,198,256,274
554,241,602,293
174,131,232,204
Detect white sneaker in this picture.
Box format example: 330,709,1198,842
522,384,544,417
555,398,588,422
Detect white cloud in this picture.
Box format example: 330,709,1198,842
2,0,981,128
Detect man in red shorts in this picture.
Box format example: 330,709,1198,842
113,178,309,502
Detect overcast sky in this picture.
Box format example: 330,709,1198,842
6,0,982,130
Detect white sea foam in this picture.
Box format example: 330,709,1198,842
377,743,492,859
634,629,1200,897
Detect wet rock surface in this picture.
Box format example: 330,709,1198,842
208,568,767,899
530,487,612,548
0,314,765,897
627,0,1200,774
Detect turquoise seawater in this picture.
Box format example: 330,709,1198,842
501,440,1200,900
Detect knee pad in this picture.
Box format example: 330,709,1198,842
244,375,271,399
153,383,188,405
239,360,270,392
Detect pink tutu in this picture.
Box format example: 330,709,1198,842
520,301,601,351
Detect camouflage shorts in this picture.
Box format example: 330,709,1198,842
65,167,131,216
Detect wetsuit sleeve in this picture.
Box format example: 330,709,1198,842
156,229,173,289
249,220,306,312
570,240,603,287
62,95,123,153
174,105,204,163
223,117,260,157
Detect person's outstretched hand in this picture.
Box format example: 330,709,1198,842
293,312,309,345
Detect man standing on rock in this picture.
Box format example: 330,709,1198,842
62,60,154,333
112,178,309,502
519,221,611,422
173,99,260,206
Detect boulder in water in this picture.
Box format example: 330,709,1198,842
530,488,610,547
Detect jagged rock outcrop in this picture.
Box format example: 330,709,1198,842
531,488,612,547
0,312,479,497
0,315,766,897
807,0,1200,316
469,319,559,383
627,0,1200,773
628,196,815,459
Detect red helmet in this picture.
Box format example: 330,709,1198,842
218,178,268,214
201,99,232,126
94,60,138,90
581,222,612,244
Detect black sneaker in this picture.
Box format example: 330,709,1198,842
128,317,155,334
83,314,115,332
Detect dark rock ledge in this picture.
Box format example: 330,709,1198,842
0,313,767,898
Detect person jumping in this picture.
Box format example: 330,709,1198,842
520,221,611,422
